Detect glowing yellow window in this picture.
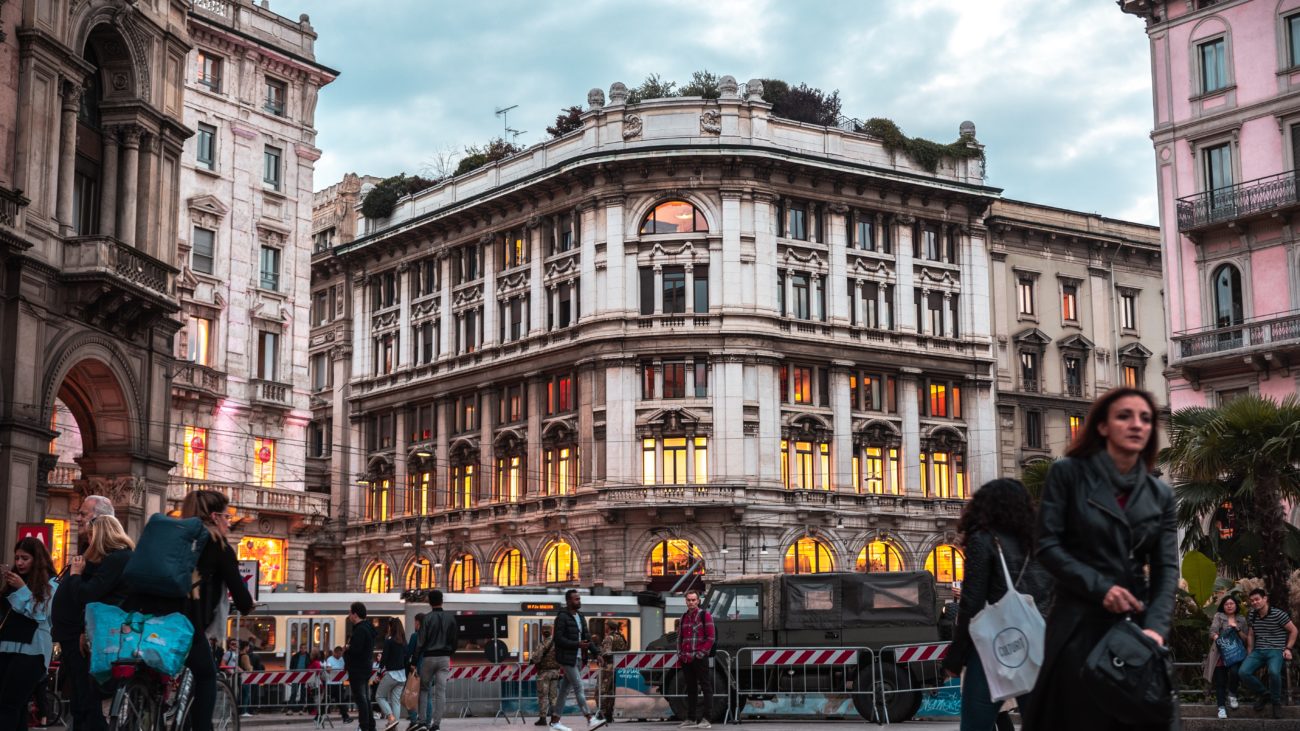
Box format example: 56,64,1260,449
664,438,687,484
252,437,276,488
450,554,479,591
648,539,704,577
45,519,68,573
818,443,830,490
693,437,708,485
856,540,904,573
864,447,884,494
925,544,965,584
405,557,434,590
238,536,286,586
794,441,814,489
781,439,790,488
783,536,835,574
1069,415,1083,440
363,562,391,593
931,452,951,498
494,548,527,587
183,426,208,480
543,541,579,583
930,383,947,417
642,438,657,485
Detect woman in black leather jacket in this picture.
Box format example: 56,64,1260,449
942,478,1049,731
1026,387,1177,731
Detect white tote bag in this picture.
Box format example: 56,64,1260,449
967,539,1046,702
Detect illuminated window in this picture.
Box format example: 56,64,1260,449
1061,283,1078,322
543,541,579,583
363,562,392,593
792,367,812,404
187,316,213,365
925,544,965,584
182,426,208,480
642,438,656,485
856,540,904,573
451,463,475,509
45,519,68,573
238,536,286,586
819,443,830,491
863,447,885,494
647,540,705,577
494,455,523,503
449,553,479,591
493,548,527,587
365,479,391,521
694,437,708,485
252,437,276,488
543,446,578,496
405,557,434,590
930,452,951,498
1069,415,1083,441
1122,364,1141,388
663,438,687,484
407,471,432,515
783,536,835,574
640,200,708,235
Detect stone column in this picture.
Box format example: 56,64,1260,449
479,387,496,504
942,292,954,338
754,194,778,313
684,265,695,313
579,204,597,321
56,81,82,232
395,409,409,514
529,225,545,336
526,376,544,497
438,254,452,358
434,399,450,510
757,361,781,489
895,215,916,332
118,127,142,248
603,197,627,314
136,133,157,255
100,126,119,238
899,368,922,495
830,362,853,492
966,380,998,487
397,265,411,367
721,190,742,308
828,204,849,325
481,236,498,348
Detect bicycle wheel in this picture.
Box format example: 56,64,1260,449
43,687,64,727
209,676,240,731
110,677,160,731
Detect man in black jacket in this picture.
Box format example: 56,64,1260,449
411,589,458,731
346,602,378,731
548,589,607,731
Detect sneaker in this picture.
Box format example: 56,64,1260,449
385,720,401,731
1218,707,1227,719
535,720,548,727
1254,697,1269,712
588,717,608,730
696,722,712,729
241,712,253,718
679,723,696,728
550,723,573,731
1229,695,1240,709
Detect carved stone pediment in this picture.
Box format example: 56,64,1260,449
1118,341,1153,359
1012,327,1052,346
1058,333,1095,352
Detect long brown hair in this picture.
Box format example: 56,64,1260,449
1065,387,1161,470
13,537,56,605
181,489,231,546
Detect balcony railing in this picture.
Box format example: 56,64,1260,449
251,379,291,407
1177,171,1299,232
1174,309,1300,359
62,236,177,300
167,479,329,519
173,362,228,400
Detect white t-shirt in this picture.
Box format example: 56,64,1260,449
324,654,345,683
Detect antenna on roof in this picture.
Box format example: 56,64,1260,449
495,105,525,142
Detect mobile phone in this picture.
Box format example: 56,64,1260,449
951,581,962,591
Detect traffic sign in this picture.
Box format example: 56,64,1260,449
239,559,260,601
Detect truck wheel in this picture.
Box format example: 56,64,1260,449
861,661,919,723
708,667,731,723
663,671,690,722
661,668,732,723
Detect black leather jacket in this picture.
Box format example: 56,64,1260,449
1035,454,1178,638
554,610,590,667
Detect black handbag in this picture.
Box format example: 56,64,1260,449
0,593,38,645
1082,616,1176,725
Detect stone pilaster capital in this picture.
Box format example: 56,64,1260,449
121,126,144,148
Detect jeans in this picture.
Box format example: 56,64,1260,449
1239,648,1285,704
554,662,590,719
682,657,714,723
375,671,404,719
1213,664,1240,708
959,653,1014,731
348,667,376,731
418,655,451,728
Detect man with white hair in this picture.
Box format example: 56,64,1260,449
53,494,115,731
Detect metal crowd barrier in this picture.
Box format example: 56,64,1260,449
874,642,951,725
732,647,873,724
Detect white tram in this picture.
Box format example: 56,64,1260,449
231,588,686,669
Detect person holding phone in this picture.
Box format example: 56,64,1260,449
547,589,606,731
0,537,59,731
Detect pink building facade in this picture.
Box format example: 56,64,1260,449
1123,0,1300,408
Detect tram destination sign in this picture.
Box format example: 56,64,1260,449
522,602,560,612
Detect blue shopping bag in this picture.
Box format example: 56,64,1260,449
85,602,194,682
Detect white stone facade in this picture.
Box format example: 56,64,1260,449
171,0,335,591
310,82,999,594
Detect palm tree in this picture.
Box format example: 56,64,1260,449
1020,458,1055,506
1160,395,1300,610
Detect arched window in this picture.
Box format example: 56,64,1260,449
640,200,708,235
783,536,835,574
405,557,434,590
363,562,391,593
449,553,479,592
856,540,905,573
493,548,527,587
646,539,705,591
1212,264,1243,328
925,544,965,584
543,541,580,583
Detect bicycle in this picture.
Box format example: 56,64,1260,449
107,659,240,731
26,669,63,728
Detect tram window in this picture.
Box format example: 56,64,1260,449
290,624,299,653
228,617,277,650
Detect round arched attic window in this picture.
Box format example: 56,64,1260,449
640,200,708,235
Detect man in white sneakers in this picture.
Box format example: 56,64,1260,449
547,589,607,731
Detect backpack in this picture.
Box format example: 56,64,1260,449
122,514,210,598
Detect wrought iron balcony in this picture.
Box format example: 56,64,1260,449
1174,310,1300,360
1176,171,1300,233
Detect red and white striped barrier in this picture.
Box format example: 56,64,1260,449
239,670,320,685
751,648,858,666
614,652,679,670
322,669,385,684
892,643,949,663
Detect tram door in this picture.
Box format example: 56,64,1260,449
519,619,550,664
288,618,336,657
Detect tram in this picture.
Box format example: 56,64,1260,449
230,588,686,669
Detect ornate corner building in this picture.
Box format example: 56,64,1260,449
309,80,1002,594
167,0,336,591
0,0,192,553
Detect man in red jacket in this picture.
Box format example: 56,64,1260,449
676,590,715,729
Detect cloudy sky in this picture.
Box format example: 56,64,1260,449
304,0,1158,223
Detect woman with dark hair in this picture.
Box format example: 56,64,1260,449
375,618,408,731
1203,595,1244,719
1025,387,1177,731
0,537,59,730
942,478,1050,731
130,490,255,731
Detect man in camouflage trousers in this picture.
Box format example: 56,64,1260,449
534,624,562,726
598,625,629,722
